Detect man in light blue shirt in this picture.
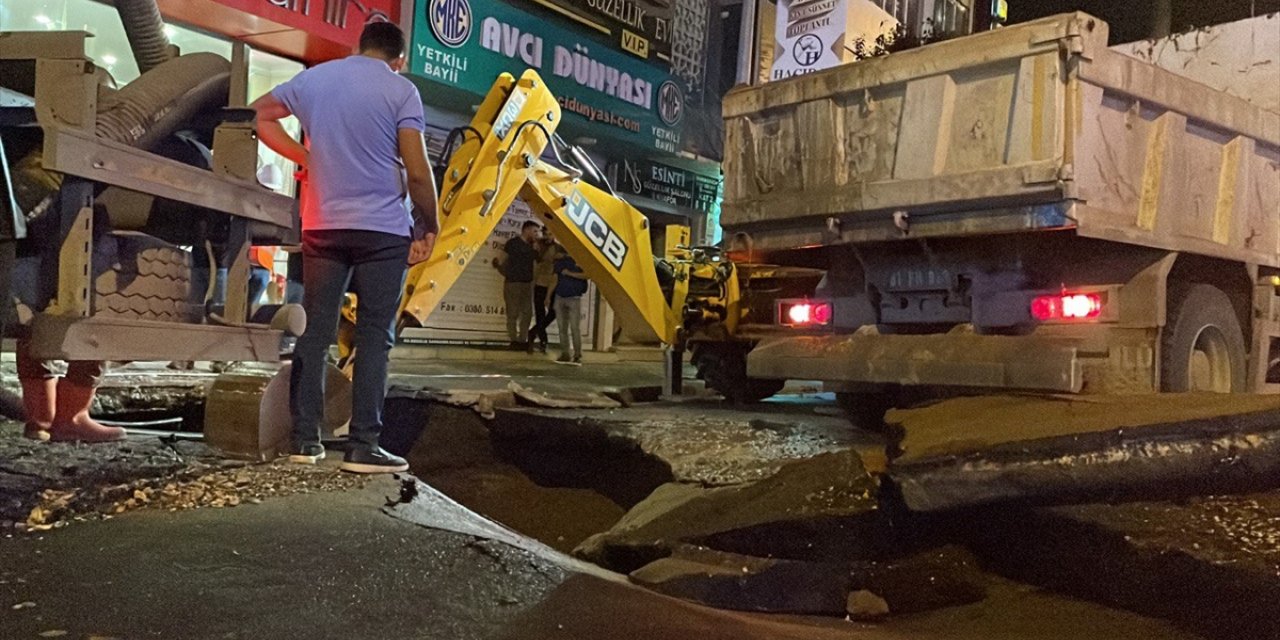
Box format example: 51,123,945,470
252,21,438,474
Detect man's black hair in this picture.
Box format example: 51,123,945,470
359,21,406,59
522,221,541,231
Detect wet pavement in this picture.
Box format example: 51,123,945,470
967,492,1280,640
389,346,667,396
491,397,884,486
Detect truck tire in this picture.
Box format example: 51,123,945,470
1160,284,1247,393
0,240,14,330
93,233,201,324
836,391,895,433
691,343,785,404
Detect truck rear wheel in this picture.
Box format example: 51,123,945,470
691,343,785,404
836,391,895,433
1160,284,1247,392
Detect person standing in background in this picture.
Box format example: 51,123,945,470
11,208,121,442
551,251,588,365
528,227,559,353
493,220,539,351
246,246,276,309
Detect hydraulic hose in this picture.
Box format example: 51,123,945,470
12,53,231,222
96,53,230,149
115,0,174,75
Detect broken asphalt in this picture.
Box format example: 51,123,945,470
0,474,1198,640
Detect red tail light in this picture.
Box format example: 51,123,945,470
1031,293,1103,321
779,300,833,326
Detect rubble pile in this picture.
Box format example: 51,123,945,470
571,449,990,619
1,422,366,532
21,463,368,532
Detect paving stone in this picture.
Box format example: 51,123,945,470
576,450,879,571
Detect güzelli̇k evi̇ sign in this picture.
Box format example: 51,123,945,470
413,0,687,153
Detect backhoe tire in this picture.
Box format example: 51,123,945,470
1160,284,1247,393
691,343,785,404
93,233,201,324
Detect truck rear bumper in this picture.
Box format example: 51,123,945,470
747,331,1084,393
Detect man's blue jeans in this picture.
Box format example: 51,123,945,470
290,229,409,452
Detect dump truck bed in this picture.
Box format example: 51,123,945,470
721,12,1280,266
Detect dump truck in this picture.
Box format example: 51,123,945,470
717,12,1280,425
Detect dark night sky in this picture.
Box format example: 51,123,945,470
1009,0,1280,43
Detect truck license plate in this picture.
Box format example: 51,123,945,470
886,267,954,292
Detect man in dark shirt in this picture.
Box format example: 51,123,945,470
494,221,540,349
551,252,588,365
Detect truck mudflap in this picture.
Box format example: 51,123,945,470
747,331,1083,393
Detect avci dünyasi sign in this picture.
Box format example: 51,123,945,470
416,0,685,153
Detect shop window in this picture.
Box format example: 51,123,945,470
248,49,304,197
1,0,303,196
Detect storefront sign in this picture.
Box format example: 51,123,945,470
413,0,687,153
767,0,903,81
616,159,720,214
770,0,848,80
528,0,672,61
157,0,398,62
263,0,393,29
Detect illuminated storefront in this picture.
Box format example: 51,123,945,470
1,0,400,198
2,0,400,286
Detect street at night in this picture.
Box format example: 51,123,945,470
2,0,1279,638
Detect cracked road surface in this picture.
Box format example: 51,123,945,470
0,477,1198,640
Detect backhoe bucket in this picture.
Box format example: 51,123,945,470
204,363,351,460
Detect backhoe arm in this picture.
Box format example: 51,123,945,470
520,161,686,345
394,70,557,326
392,69,687,346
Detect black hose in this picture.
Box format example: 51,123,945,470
96,53,230,147
437,126,483,166
12,53,231,237
115,0,173,75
